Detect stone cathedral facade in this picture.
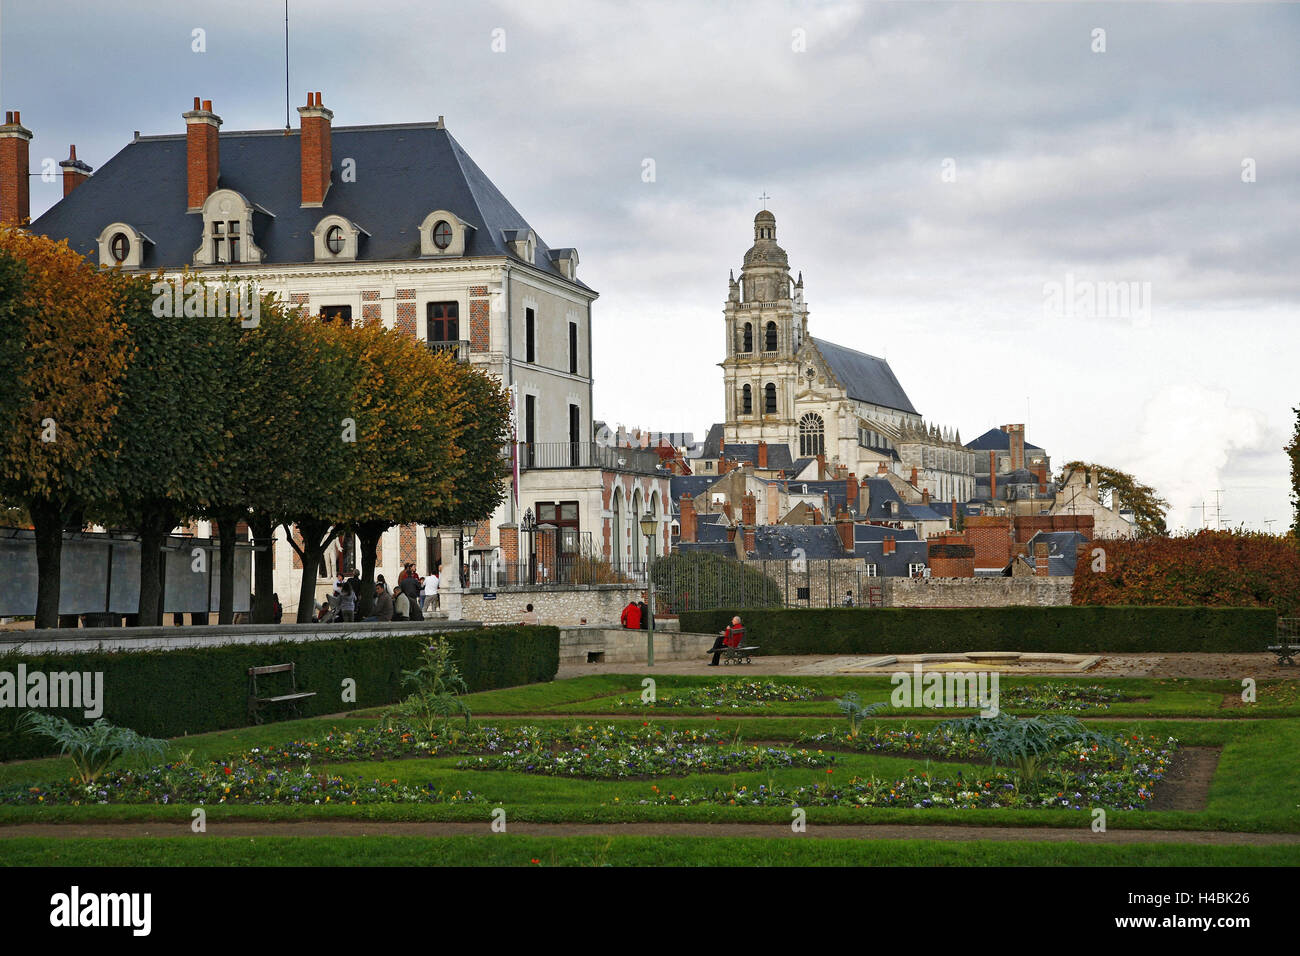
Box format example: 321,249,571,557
720,210,975,504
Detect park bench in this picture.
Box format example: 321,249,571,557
1270,618,1299,666
708,644,760,665
247,663,316,724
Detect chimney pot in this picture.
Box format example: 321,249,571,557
202,100,212,111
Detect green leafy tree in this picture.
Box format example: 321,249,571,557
93,271,240,625
0,230,134,628
1061,461,1169,536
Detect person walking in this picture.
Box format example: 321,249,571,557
272,593,283,623
709,616,744,666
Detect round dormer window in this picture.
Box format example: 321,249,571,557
325,225,345,255
109,233,129,264
432,220,453,249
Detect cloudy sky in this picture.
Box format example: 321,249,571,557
4,1,1297,531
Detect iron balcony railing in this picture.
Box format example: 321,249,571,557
425,339,471,362
517,442,663,474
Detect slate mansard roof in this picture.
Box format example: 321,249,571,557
29,122,587,287
809,337,918,416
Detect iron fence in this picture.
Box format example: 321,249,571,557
517,442,662,473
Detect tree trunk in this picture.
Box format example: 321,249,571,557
136,506,176,627
30,497,65,629
292,517,335,623
250,511,276,624
355,520,389,619
215,515,239,625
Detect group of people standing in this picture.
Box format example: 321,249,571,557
322,563,439,623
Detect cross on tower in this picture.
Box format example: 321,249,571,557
758,191,770,209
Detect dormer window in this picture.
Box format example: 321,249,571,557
419,210,471,257
193,189,266,266
96,222,153,269
311,214,367,262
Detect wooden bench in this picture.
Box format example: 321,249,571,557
247,663,317,724
1267,644,1299,666
707,644,760,665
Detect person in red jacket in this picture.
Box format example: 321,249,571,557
709,616,744,666
620,600,642,629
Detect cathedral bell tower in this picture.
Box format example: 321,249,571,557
721,209,806,448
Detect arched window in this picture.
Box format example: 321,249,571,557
764,382,777,414
631,490,643,566
611,489,623,569
741,384,752,414
742,323,753,353
765,321,777,351
799,413,824,457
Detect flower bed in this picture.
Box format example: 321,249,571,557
457,742,832,779
614,680,818,709
648,735,1177,811
1000,683,1126,711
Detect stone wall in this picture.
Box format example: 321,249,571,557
460,584,644,626
558,627,715,665
0,619,483,655
881,576,1071,607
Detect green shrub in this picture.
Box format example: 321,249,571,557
0,625,557,761
677,606,1274,654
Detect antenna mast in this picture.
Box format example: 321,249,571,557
284,1,291,130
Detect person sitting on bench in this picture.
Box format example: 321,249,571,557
709,616,744,666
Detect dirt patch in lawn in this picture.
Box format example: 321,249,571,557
1146,746,1219,811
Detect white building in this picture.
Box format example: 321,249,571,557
26,94,668,612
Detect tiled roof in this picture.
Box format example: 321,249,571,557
810,337,918,415
30,121,586,286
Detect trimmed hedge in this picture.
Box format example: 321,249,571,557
0,626,557,761
678,607,1276,655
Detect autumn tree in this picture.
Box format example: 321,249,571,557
330,329,467,617
0,230,133,628
1061,461,1169,536
1287,405,1299,540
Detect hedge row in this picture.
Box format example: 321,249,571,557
678,607,1276,655
0,626,557,761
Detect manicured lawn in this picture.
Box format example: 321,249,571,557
3,673,1297,865
2,835,1296,867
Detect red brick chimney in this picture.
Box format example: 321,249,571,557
1034,540,1050,576
297,91,333,207
877,462,888,476
721,501,733,521
835,512,854,554
921,489,930,507
846,473,858,508
718,457,729,476
0,111,33,224
1003,424,1025,472
756,441,768,469
59,144,92,198
726,524,737,542
679,494,697,543
909,466,919,487
743,523,755,553
816,453,826,479
741,492,757,527
184,97,222,211
883,535,896,556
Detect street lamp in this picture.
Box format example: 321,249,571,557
639,510,657,666
521,507,536,584
460,520,477,588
